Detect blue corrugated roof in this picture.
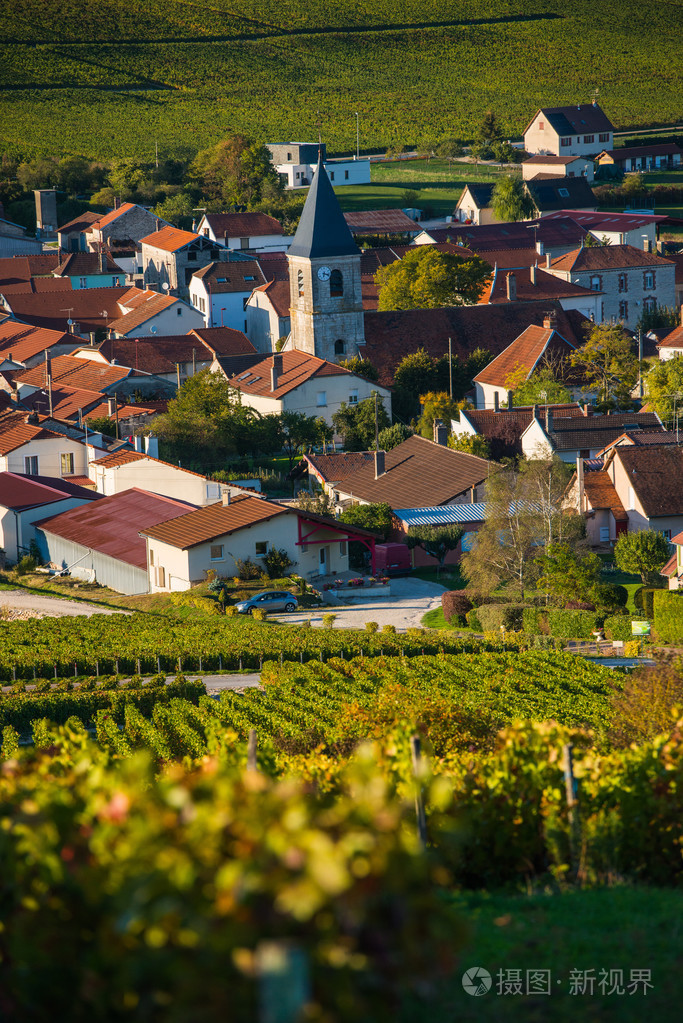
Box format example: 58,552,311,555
394,504,487,526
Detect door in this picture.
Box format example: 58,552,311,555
319,547,327,573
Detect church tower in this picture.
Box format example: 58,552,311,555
287,158,365,362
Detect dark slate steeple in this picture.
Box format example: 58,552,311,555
288,158,360,259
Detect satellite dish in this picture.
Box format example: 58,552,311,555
150,325,158,334
161,282,170,292
67,318,73,325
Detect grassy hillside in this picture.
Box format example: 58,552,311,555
0,1,681,160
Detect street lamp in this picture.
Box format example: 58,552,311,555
355,112,359,161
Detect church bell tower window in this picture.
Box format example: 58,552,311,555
330,269,343,297
297,270,304,297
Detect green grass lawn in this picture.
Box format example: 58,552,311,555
423,886,683,1022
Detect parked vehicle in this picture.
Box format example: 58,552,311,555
234,591,298,614
374,543,411,576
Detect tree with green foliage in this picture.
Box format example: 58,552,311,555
378,422,413,450
448,432,490,458
84,415,117,439
436,137,465,158
374,246,491,311
278,410,319,469
637,304,679,333
416,392,459,439
332,394,390,451
338,357,379,382
190,136,282,206
614,530,670,585
583,233,612,248
535,542,602,604
405,524,464,577
392,347,492,423
491,175,535,222
295,489,336,516
644,356,683,428
508,367,572,407
152,192,196,230
570,322,639,409
479,110,503,144
339,502,393,540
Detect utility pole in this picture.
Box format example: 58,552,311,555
192,347,197,376
114,392,120,440
374,391,379,451
448,336,453,399
155,139,159,169
637,327,644,399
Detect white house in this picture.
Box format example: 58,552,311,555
454,184,496,225
0,408,105,479
140,493,377,591
89,448,248,506
656,318,683,360
189,257,267,332
196,212,288,253
521,408,664,462
522,155,595,182
0,472,100,565
542,210,668,249
217,350,392,427
246,279,291,353
267,143,371,188
523,103,614,158
108,289,204,338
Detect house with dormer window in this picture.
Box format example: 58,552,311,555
189,256,267,332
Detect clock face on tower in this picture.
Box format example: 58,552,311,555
317,265,332,282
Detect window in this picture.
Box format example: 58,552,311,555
568,171,575,177
619,300,628,319
329,171,335,181
349,390,358,404
339,541,347,556
644,271,655,289
242,297,249,311
584,134,594,144
210,544,224,561
538,120,545,130
662,530,672,541
155,566,165,588
79,277,87,288
618,273,628,293
188,251,197,261
599,132,610,143
644,297,657,313
590,275,602,291
287,152,291,161
560,136,572,147
316,390,327,406
297,269,304,298
255,541,268,556
244,274,255,282
150,548,154,566
330,269,343,297
334,338,345,356
176,307,182,316
345,170,349,180
240,238,250,249
60,453,74,476
24,455,38,475
112,276,120,286
599,526,610,543
558,187,570,198
203,228,209,236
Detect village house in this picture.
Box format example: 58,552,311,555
0,320,80,370
546,244,676,330
86,203,167,276
195,212,287,252
523,103,614,158
453,184,497,226
542,210,668,249
522,155,595,183
657,315,683,360
95,327,258,385
217,350,391,427
35,488,196,594
597,144,682,175
343,209,420,240
246,279,291,353
479,264,601,320
139,226,222,299
14,351,169,404
0,407,108,479
140,493,378,591
453,402,584,457
522,408,664,462
57,212,102,254
525,177,597,217
267,142,371,188
51,251,125,290
414,216,589,260
0,472,100,565
88,448,246,506
189,256,267,332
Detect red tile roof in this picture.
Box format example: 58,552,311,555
0,409,62,455
251,279,291,319
139,225,200,253
58,212,102,234
658,324,683,350
202,212,283,239
0,471,99,510
95,203,138,230
0,321,74,363
613,446,683,518
523,155,590,166
0,285,133,333
524,104,614,137
140,494,285,549
549,412,663,452
582,471,627,521
187,327,257,356
599,144,682,161
227,350,351,399
0,254,61,286
254,251,290,281
16,353,132,391
53,252,123,277
109,293,178,336
343,209,418,234
331,434,496,508
37,488,195,568
89,449,206,479
550,244,673,273
474,325,576,387
543,210,669,230
482,266,597,304
22,384,110,420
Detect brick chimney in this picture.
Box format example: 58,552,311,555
270,351,283,391
506,272,517,301
374,449,385,479
433,419,448,446
583,403,592,417
546,252,552,269
543,310,557,330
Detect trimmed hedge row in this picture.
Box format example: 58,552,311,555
476,603,527,633
653,591,683,644
441,590,473,625
523,608,600,639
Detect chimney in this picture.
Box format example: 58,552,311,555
374,449,385,479
493,391,499,413
107,396,116,416
433,419,448,446
532,404,538,422
222,490,231,506
545,407,553,433
507,389,514,409
537,239,545,256
543,310,557,330
643,236,652,253
583,403,592,417
576,455,585,512
134,435,143,452
98,247,106,273
470,485,476,504
530,264,537,286
545,252,551,269
505,272,517,302
156,218,161,232
144,435,159,458
89,332,96,346
273,352,283,374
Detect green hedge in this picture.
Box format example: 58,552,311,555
547,609,599,639
634,587,663,620
653,591,683,644
476,603,527,633
522,607,546,635
465,608,482,631
603,615,633,642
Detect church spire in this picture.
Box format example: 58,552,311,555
288,160,360,260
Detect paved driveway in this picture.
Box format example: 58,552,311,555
269,576,445,631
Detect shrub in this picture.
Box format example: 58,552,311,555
365,622,379,633
564,600,596,611
653,591,683,643
522,607,548,635
634,586,661,620
405,628,426,640
465,608,482,631
252,608,266,622
262,547,294,579
591,582,628,612
15,555,38,576
322,614,336,629
477,603,527,633
603,615,633,642
441,590,473,625
224,606,236,617
624,639,641,657
234,558,262,581
381,624,396,634
547,609,599,639
1,724,19,758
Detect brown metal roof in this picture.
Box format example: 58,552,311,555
0,471,100,510
203,212,283,238
36,488,195,568
343,209,418,234
550,412,663,452
305,451,376,483
333,434,497,508
140,495,286,549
